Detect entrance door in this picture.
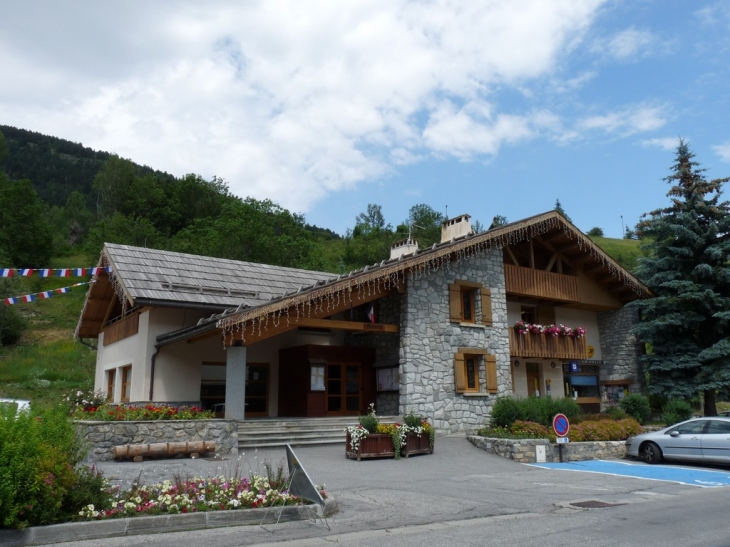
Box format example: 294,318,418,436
526,362,540,397
326,364,360,415
245,364,269,417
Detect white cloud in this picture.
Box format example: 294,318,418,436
641,137,681,151
578,105,667,136
713,142,730,162
0,0,607,213
594,27,656,60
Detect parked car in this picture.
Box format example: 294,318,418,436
626,417,730,464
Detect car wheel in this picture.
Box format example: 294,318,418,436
642,442,662,464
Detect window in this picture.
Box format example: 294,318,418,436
674,421,706,435
121,366,132,402
454,349,498,394
106,369,116,401
448,281,493,326
310,365,325,391
706,420,730,434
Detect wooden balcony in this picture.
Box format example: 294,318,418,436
504,263,579,302
508,329,587,360
102,311,140,346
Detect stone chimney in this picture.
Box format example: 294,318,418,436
440,214,472,243
389,238,419,260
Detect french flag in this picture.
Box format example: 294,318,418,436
367,303,376,324
0,269,14,277
39,269,52,278
19,269,33,276
73,268,86,276
4,297,17,305
57,269,70,277
39,291,53,299
22,294,35,303
56,287,70,294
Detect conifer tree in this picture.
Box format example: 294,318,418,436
632,140,730,416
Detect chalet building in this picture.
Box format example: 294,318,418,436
76,211,650,433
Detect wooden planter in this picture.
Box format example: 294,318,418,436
346,431,396,461
402,432,433,458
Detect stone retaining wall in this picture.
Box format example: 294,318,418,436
76,420,239,462
467,435,627,463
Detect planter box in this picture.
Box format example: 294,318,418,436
346,432,396,461
402,432,433,458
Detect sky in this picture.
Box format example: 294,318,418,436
2,1,730,238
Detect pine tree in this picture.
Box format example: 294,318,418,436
632,140,730,416
554,199,572,222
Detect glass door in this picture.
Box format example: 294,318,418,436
326,364,360,415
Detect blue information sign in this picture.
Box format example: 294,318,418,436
553,413,570,437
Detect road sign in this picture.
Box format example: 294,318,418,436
553,413,570,437
556,437,569,444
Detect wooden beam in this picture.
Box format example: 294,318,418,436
294,317,399,333
506,246,520,266
545,253,557,272
584,262,605,275
225,286,398,347
529,239,535,269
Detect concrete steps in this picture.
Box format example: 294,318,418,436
237,416,401,449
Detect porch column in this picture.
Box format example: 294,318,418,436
225,345,246,421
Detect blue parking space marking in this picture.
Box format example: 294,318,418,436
527,460,730,488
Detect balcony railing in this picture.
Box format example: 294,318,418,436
508,329,587,360
504,263,579,302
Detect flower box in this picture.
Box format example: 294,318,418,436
345,431,396,461
401,431,433,458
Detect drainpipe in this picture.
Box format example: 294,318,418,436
149,345,161,401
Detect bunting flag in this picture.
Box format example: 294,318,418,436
3,281,92,306
0,266,111,278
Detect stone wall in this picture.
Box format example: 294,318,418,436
467,435,627,463
76,419,239,462
597,306,644,404
400,250,510,434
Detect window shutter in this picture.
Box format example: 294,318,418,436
454,353,466,393
486,355,498,393
449,284,461,322
480,288,493,326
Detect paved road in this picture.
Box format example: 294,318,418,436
41,436,730,547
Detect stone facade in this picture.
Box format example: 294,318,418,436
400,250,510,433
597,306,644,405
76,419,239,462
467,435,627,463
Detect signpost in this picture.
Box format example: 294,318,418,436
553,414,570,462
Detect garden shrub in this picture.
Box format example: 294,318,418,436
619,394,651,424
489,397,521,428
661,399,694,426
490,396,582,429
0,404,84,528
567,418,641,442
604,407,628,420
510,420,551,439
358,403,379,433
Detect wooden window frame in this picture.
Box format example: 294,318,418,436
121,365,132,403
449,281,493,326
454,348,498,394
106,369,116,401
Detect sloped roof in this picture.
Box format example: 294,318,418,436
75,243,335,338
77,211,651,343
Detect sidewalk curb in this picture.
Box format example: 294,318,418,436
0,497,337,547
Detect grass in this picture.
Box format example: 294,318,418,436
0,253,96,405
589,236,643,272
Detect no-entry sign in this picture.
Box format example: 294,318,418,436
553,413,570,437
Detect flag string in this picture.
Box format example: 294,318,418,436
3,282,93,306
0,266,112,278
